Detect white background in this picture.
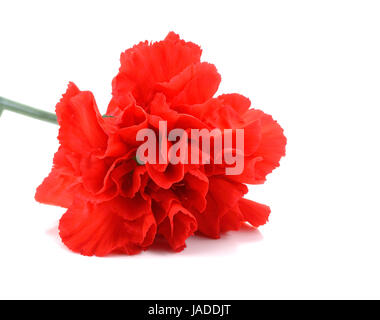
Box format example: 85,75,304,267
0,0,379,299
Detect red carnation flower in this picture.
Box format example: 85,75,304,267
35,32,286,256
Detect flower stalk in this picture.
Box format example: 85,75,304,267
0,96,58,124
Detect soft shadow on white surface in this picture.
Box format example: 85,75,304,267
176,225,263,257
117,224,262,258
45,222,68,251
45,223,263,258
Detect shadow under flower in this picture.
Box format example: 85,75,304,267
45,222,263,257
148,223,264,257
46,222,69,251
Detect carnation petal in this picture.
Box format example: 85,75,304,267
59,197,156,256
157,202,197,251
35,147,82,208
157,62,221,106
112,32,202,106
56,82,108,154
195,176,248,238
244,110,287,183
146,163,185,189
239,198,271,228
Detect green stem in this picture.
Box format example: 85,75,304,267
0,96,58,125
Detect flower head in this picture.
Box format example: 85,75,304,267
36,32,286,256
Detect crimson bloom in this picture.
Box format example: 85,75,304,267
35,32,286,256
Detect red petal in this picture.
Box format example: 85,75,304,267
106,92,136,116
146,163,184,189
111,161,147,198
239,198,271,227
195,176,248,238
174,169,209,213
219,205,245,233
80,154,109,194
59,197,156,256
217,93,252,115
56,82,108,154
117,104,149,146
112,32,202,106
35,147,83,208
157,202,197,251
245,110,287,183
157,62,221,106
